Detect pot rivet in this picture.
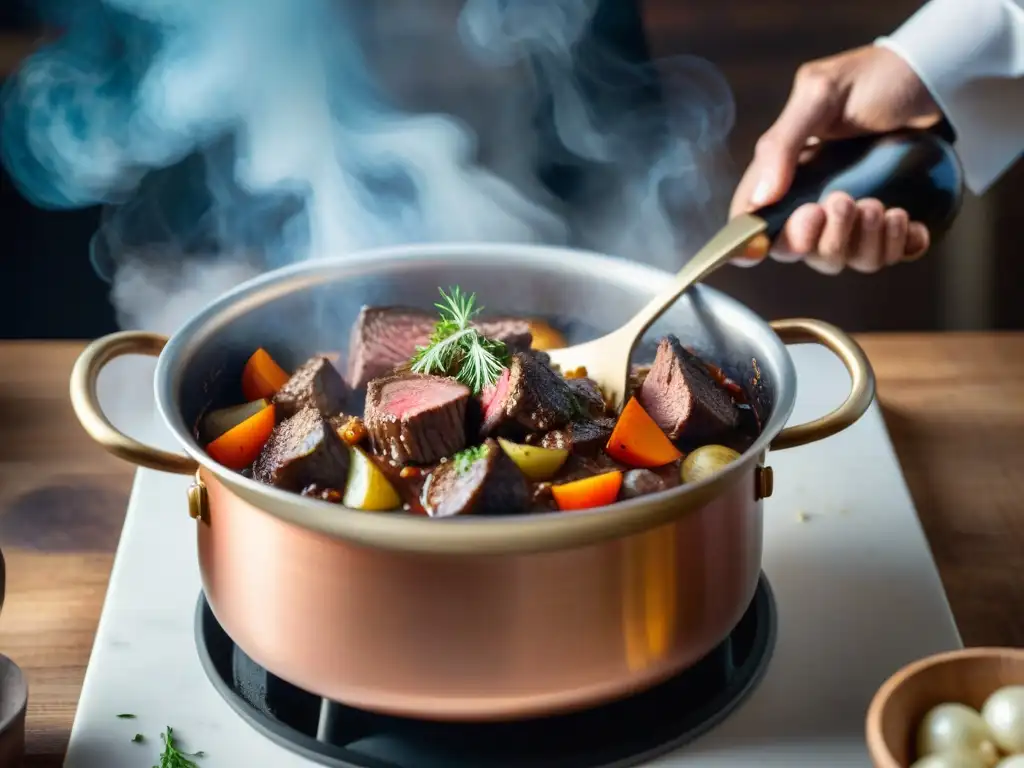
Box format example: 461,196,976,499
187,480,210,525
755,466,774,500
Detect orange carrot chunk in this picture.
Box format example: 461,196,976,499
605,397,683,468
241,348,290,401
551,471,623,511
205,403,276,470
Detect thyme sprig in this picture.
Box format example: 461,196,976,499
410,287,508,393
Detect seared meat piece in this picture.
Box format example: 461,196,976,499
273,355,349,420
364,374,470,465
346,308,434,390
253,407,350,492
479,352,576,437
554,453,624,485
566,377,606,418
540,417,616,456
423,439,529,518
530,349,553,367
620,468,681,500
346,306,534,389
637,335,739,442
476,317,534,350
477,369,511,436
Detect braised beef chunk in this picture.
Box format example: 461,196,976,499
540,417,615,456
479,352,576,437
423,439,529,518
273,356,349,420
253,407,350,492
555,452,623,484
620,468,681,500
477,367,511,435
365,374,470,465
477,317,534,350
529,349,552,367
637,335,739,442
566,377,606,418
507,353,579,431
346,306,534,389
346,308,435,390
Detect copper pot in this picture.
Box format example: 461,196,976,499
69,243,874,721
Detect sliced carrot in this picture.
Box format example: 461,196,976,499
551,471,623,511
241,348,290,401
605,397,683,468
205,403,276,470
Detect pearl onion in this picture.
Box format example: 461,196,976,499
983,686,1024,754
911,752,992,768
917,703,999,766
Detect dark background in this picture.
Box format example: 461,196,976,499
1,0,1020,339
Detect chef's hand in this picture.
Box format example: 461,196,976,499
731,45,941,274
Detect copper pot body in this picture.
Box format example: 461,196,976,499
196,464,763,719
70,243,875,720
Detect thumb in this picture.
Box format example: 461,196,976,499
744,74,838,210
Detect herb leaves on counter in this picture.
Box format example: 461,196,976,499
155,726,204,768
114,714,203,765
410,287,508,394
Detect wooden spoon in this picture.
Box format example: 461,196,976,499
545,124,964,408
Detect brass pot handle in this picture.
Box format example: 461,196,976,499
769,318,876,451
70,331,199,475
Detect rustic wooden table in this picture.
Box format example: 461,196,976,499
1,336,1022,765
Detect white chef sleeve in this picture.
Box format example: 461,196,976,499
876,0,1024,195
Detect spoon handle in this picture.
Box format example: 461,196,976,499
622,213,768,341
753,121,964,241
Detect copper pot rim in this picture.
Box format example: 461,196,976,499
71,242,875,555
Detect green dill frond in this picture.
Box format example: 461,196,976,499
407,286,509,393
435,286,480,328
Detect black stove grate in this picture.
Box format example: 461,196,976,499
195,575,776,768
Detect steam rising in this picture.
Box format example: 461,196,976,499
2,0,737,335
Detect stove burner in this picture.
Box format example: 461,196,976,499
195,576,776,768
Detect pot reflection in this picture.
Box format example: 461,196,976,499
622,523,680,672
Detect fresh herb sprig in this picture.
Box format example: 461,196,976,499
410,287,508,393
154,726,204,768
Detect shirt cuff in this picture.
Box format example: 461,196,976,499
876,0,1024,194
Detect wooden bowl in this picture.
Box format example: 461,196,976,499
866,647,1024,767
